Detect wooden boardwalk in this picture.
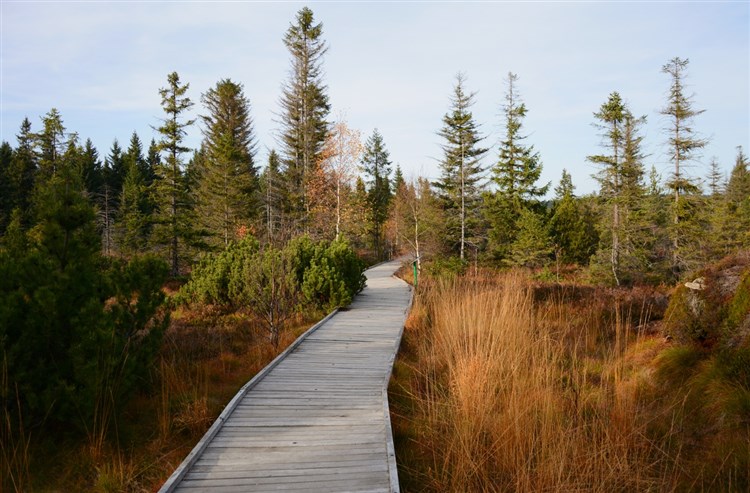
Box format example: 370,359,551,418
159,260,411,493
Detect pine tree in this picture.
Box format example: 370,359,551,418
434,74,488,260
716,147,750,253
587,93,648,285
145,138,160,186
35,108,67,181
549,169,597,266
80,139,102,200
118,155,149,256
196,79,258,249
0,142,13,232
279,7,330,232
361,129,392,259
261,150,284,244
153,72,195,276
661,57,707,276
509,208,552,268
486,73,547,261
5,118,37,227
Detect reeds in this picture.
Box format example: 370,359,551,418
393,272,673,492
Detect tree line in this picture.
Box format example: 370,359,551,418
395,60,749,285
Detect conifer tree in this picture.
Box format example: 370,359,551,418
80,139,102,200
434,74,487,260
35,108,67,181
145,138,160,186
261,150,284,244
279,6,330,232
587,93,648,285
5,118,37,227
716,147,750,253
660,57,706,275
0,142,13,232
153,71,195,276
549,170,597,266
486,73,547,261
118,156,149,256
361,129,392,259
196,79,258,249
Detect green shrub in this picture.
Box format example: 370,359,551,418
179,236,258,306
300,239,366,311
425,256,466,280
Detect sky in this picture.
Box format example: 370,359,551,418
1,1,748,196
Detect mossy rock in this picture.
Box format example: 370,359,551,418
664,251,750,347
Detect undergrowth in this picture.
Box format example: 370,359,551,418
389,268,749,491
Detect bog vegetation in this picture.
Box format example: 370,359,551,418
1,5,749,492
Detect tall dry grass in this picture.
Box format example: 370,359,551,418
392,272,675,492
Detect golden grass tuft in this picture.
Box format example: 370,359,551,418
392,272,674,492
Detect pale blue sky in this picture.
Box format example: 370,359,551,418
2,1,748,195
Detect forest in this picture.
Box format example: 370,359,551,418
1,5,749,492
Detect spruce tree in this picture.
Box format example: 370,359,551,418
196,79,258,249
0,142,13,232
153,71,195,276
716,147,750,253
434,74,488,260
80,139,102,200
549,169,597,266
35,108,67,181
587,93,648,285
279,6,330,232
261,150,284,244
6,118,37,227
660,57,706,276
486,73,547,261
361,129,392,259
118,156,149,256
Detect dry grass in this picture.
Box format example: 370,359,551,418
14,307,320,492
390,271,678,492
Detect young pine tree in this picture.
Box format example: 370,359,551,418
279,6,330,232
549,169,597,266
661,57,707,276
196,79,259,249
361,129,393,259
153,71,195,276
587,92,648,285
486,73,547,262
434,73,488,260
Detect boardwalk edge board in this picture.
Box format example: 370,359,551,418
158,308,340,493
383,282,414,493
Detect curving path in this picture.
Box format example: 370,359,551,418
159,260,411,493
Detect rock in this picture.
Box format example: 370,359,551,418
684,277,705,291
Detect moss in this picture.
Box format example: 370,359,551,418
725,269,750,336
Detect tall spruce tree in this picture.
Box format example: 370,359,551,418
660,57,706,276
153,71,195,276
434,74,487,260
361,129,392,259
279,6,330,232
587,92,648,285
486,73,547,261
196,79,258,249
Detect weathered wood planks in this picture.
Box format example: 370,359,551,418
159,260,411,493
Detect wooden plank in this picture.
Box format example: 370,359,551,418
160,260,411,493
